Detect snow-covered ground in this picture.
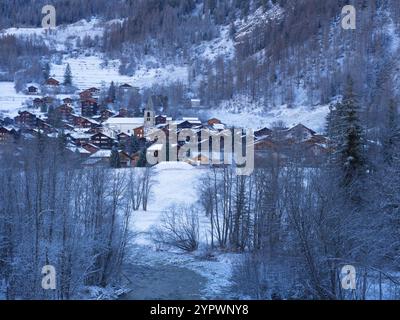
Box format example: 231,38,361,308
207,97,330,133
0,82,30,117
1,18,117,51
126,162,238,299
50,56,188,91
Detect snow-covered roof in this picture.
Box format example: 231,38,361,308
90,149,112,158
105,117,144,125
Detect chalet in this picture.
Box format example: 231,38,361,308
56,104,73,120
134,126,145,139
0,126,18,142
63,97,73,107
81,142,100,154
119,83,133,92
33,98,44,108
46,78,60,86
119,151,135,167
155,115,172,126
100,109,115,121
114,108,129,118
79,90,92,100
85,124,103,135
83,149,113,167
87,87,100,96
254,127,273,139
36,119,56,134
67,131,92,146
66,144,91,158
117,132,131,144
103,117,144,138
155,115,167,125
285,124,316,143
81,98,99,117
176,119,202,130
71,115,99,129
14,111,37,127
27,85,38,95
90,132,115,149
207,118,221,126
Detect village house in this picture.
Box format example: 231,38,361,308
119,83,133,92
33,98,44,108
14,111,37,127
27,85,39,95
81,98,99,117
81,142,100,154
103,117,144,138
67,131,92,146
90,132,116,149
63,97,73,107
207,118,221,126
0,126,18,143
56,104,74,120
46,78,60,86
100,109,115,121
71,115,99,129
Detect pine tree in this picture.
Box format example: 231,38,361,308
136,149,147,167
383,99,399,164
63,63,72,86
108,81,116,102
340,77,365,187
130,135,140,155
43,62,50,81
110,146,121,168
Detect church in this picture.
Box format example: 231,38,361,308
102,98,156,139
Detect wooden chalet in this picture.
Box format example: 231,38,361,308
0,126,18,143
100,109,115,121
71,115,99,129
14,111,37,127
90,132,115,149
27,85,38,95
254,127,273,139
134,126,145,139
46,78,60,86
79,90,92,100
207,118,221,126
155,115,166,125
81,98,98,117
33,98,44,108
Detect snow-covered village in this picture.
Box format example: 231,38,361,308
1,0,400,305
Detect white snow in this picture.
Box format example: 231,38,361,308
50,56,188,90
193,25,235,61
1,18,117,51
0,82,30,117
208,96,330,134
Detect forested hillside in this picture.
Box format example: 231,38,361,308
1,0,400,123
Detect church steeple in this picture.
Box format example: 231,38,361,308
144,97,155,128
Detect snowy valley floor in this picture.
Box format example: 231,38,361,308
120,162,239,300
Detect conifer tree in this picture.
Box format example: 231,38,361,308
63,63,72,86
110,146,121,168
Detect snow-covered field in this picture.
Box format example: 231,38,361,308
0,82,30,117
50,56,188,91
2,18,115,51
